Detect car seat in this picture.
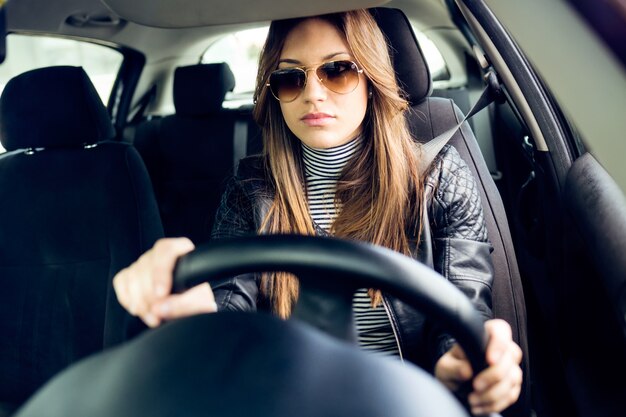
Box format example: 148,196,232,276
371,7,530,417
0,66,164,411
133,63,261,244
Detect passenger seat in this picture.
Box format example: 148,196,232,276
133,63,261,245
0,66,164,411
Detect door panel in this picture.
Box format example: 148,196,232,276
561,152,626,417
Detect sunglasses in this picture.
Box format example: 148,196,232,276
267,60,364,103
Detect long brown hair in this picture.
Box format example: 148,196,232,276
253,9,425,318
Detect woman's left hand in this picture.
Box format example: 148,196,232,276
434,318,523,415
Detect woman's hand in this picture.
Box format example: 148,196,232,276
434,319,523,415
113,237,218,328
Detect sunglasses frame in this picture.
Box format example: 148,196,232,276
266,60,364,103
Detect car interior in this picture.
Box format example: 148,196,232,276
132,62,263,244
0,0,625,417
18,234,497,417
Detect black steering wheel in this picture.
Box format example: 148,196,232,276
15,235,494,417
174,234,489,373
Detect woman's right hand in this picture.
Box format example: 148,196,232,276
113,237,218,328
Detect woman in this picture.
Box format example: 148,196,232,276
114,9,522,414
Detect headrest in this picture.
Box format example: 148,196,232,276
371,8,432,105
174,63,236,116
0,66,115,151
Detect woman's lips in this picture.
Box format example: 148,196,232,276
301,112,334,127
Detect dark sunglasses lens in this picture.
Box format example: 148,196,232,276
269,69,305,102
317,61,359,93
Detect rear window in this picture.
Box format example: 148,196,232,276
202,27,268,108
414,31,449,82
0,34,123,153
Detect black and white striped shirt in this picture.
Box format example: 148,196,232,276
301,137,401,358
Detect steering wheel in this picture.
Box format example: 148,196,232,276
174,234,489,372
15,235,494,417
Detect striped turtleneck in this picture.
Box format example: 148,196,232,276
301,136,401,358
301,136,362,232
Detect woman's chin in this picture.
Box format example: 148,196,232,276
295,131,359,150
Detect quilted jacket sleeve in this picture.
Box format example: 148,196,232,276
426,144,494,358
210,176,260,312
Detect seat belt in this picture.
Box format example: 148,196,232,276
129,84,157,125
420,70,503,174
419,70,504,270
418,73,506,411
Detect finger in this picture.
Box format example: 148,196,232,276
472,382,522,415
139,312,162,328
471,358,522,401
149,238,195,298
447,344,473,381
435,344,473,390
113,249,158,316
470,340,523,414
484,318,513,365
112,267,131,311
116,267,155,325
112,237,195,320
474,341,522,392
126,258,151,315
448,343,468,360
469,363,523,414
152,283,217,321
132,237,195,316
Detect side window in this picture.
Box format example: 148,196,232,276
413,31,450,83
202,26,269,108
0,34,123,153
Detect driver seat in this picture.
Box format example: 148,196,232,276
372,7,529,417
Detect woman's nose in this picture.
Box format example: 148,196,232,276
301,69,327,102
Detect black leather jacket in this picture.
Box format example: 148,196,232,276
210,144,493,370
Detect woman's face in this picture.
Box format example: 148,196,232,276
277,18,368,149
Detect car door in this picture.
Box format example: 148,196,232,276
451,1,626,416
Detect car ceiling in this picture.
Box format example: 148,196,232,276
4,0,458,79
5,0,454,50
102,0,390,27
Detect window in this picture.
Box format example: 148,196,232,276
202,27,269,108
414,31,449,82
201,25,449,107
0,35,123,153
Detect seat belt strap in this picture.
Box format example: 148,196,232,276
420,71,503,174
129,84,157,125
233,118,248,171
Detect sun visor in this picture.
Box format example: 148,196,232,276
102,0,390,28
